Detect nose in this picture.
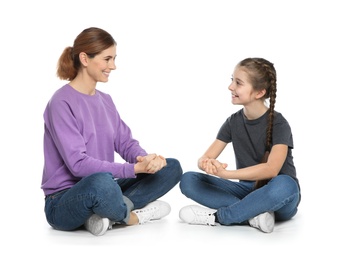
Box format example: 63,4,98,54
228,82,234,91
109,60,116,70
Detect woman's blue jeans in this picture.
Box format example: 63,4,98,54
44,158,182,231
179,172,300,225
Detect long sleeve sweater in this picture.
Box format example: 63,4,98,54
41,84,147,196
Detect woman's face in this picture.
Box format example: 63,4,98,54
86,45,117,83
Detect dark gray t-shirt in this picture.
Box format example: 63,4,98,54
217,109,298,184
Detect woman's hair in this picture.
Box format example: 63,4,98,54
238,57,277,189
56,27,117,81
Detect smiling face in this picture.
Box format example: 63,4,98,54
84,45,117,83
228,66,261,106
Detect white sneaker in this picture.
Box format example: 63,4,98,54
133,200,171,224
85,214,110,236
179,205,217,226
248,211,275,233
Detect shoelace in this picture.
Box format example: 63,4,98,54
195,211,214,225
135,206,160,224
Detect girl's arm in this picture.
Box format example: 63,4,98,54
210,144,288,180
198,139,227,173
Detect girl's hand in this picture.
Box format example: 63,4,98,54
206,159,228,177
202,158,218,175
198,156,213,171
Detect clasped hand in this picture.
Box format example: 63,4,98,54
200,158,228,177
135,153,167,174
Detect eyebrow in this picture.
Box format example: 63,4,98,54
104,54,117,59
236,78,244,83
232,75,244,83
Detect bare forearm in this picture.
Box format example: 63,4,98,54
211,160,278,181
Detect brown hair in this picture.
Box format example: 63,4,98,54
237,58,277,189
56,27,117,81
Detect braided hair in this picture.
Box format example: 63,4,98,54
237,58,277,189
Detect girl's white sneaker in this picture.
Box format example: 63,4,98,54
248,211,275,233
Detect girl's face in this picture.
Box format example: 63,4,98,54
85,45,117,83
228,66,260,106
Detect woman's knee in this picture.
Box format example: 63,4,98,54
82,172,117,197
166,158,183,173
165,158,183,182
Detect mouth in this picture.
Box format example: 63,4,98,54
103,71,110,77
232,93,238,98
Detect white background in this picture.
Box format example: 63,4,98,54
1,0,343,258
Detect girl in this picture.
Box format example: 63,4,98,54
179,58,300,233
42,27,182,236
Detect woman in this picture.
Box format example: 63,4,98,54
179,57,300,233
42,27,182,236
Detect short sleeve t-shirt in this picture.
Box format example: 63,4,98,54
217,109,298,184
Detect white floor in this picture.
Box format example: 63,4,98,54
5,182,341,260
2,2,343,259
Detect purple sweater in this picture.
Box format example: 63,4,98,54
41,84,147,196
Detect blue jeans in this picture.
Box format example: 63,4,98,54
179,172,300,225
44,158,182,231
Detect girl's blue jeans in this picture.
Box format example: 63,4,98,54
44,158,182,231
179,172,300,225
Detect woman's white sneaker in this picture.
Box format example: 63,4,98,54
85,214,110,236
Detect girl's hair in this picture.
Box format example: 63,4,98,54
238,57,277,188
56,27,117,81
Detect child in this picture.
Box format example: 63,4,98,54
179,57,300,233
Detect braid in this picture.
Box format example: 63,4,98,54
265,63,277,152
241,58,277,189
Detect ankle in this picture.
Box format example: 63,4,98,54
128,212,140,225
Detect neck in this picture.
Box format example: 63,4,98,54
243,104,268,120
69,75,97,95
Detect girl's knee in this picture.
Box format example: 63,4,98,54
179,172,196,194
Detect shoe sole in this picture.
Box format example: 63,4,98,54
85,214,109,236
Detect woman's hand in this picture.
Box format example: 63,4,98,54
135,154,167,174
